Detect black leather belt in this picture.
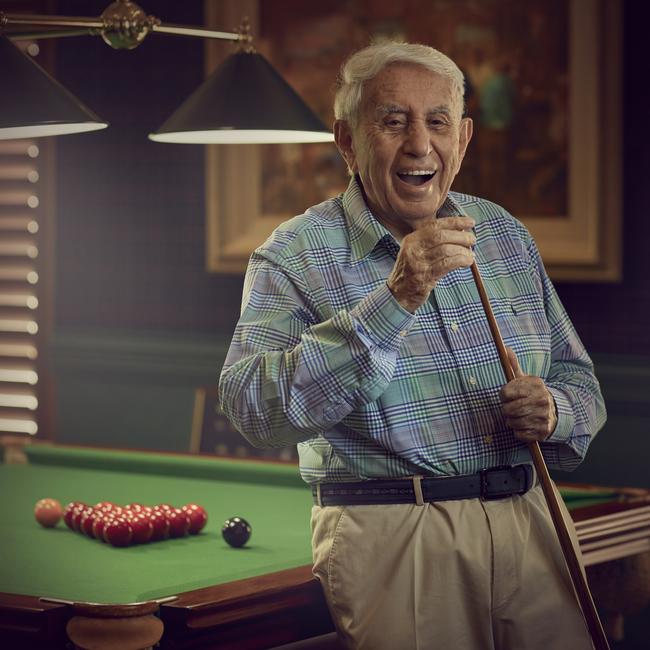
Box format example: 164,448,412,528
312,465,534,506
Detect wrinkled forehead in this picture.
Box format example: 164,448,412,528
360,62,462,120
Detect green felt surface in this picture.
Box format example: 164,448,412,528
25,444,306,488
558,485,621,510
0,445,625,606
0,448,313,604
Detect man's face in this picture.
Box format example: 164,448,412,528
335,63,473,237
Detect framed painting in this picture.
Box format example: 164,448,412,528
205,0,621,281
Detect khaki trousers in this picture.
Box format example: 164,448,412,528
311,483,594,650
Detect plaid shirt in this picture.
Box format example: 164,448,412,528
219,178,606,484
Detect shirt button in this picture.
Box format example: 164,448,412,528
399,330,408,337
450,322,459,332
468,376,477,386
484,435,493,445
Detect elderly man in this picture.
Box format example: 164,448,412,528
219,42,606,650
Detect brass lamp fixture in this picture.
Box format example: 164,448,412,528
0,0,334,143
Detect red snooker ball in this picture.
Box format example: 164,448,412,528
34,498,63,528
104,517,133,547
166,508,190,538
94,501,118,512
92,515,111,541
181,504,208,534
64,501,87,527
149,510,169,541
72,506,94,532
130,514,154,544
63,502,82,529
80,509,99,537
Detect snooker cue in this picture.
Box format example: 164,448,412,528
470,261,610,650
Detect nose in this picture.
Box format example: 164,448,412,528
403,120,431,158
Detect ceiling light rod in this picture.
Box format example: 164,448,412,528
1,14,106,30
0,0,249,51
0,0,333,144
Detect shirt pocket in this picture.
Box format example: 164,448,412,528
491,296,552,378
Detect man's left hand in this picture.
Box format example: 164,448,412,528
499,347,557,442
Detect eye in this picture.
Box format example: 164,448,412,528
384,117,406,128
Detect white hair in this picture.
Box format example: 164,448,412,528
334,41,465,126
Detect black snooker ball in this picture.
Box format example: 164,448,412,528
222,516,251,548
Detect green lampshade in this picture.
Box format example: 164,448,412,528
149,50,333,144
0,35,108,140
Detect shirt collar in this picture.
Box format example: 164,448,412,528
342,176,395,263
438,193,465,218
342,175,466,263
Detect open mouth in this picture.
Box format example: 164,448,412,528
397,170,436,186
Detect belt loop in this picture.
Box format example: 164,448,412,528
315,483,323,507
412,475,425,506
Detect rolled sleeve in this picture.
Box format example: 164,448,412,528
545,387,576,444
350,283,417,352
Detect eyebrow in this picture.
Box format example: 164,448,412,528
375,104,452,117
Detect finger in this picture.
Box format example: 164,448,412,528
500,381,548,407
505,412,548,430
506,346,523,378
501,397,540,418
417,215,474,232
429,249,475,278
406,228,475,256
513,428,548,442
447,216,475,232
438,216,476,232
431,243,476,262
430,229,476,248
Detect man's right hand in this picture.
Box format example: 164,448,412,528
387,216,476,313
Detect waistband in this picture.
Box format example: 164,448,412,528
312,464,534,507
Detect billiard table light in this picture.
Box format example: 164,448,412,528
0,35,109,140
0,1,333,145
148,50,334,144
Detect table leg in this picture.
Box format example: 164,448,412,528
64,601,164,650
587,552,650,641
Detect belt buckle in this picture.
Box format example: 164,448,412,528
479,465,515,501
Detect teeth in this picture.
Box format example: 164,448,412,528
399,170,435,175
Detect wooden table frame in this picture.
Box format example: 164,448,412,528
1,438,648,649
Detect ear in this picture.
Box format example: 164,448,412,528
334,120,358,174
456,117,473,172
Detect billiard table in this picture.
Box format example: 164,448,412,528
0,439,648,649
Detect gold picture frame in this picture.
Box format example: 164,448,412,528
205,0,621,281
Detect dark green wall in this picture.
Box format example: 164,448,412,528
50,329,228,451
50,329,650,488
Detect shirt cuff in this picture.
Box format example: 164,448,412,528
545,386,576,443
349,283,416,351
